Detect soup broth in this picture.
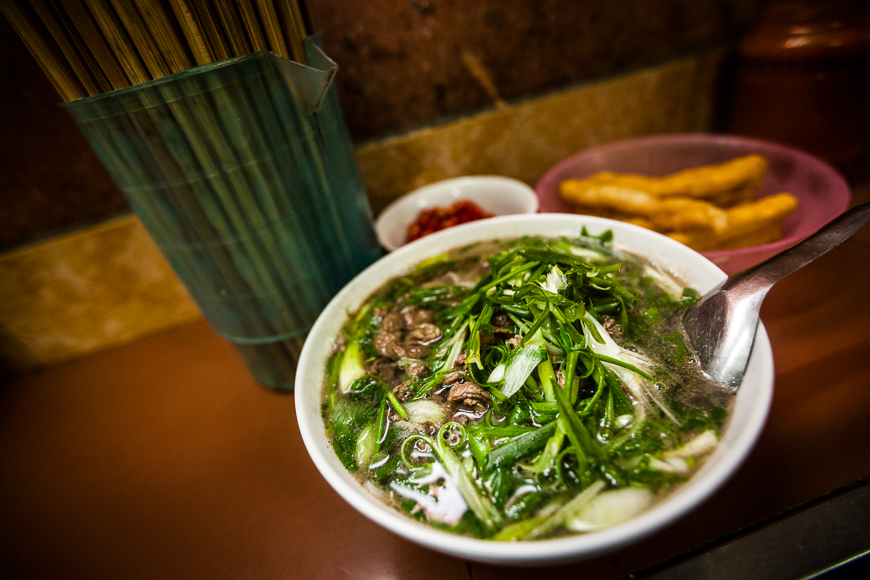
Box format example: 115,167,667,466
322,232,732,540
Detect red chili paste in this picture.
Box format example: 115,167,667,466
405,200,494,243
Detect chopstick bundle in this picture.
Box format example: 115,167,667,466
2,1,376,387
0,0,317,99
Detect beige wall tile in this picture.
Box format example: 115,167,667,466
0,217,202,372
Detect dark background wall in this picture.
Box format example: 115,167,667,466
0,0,766,252
314,0,762,141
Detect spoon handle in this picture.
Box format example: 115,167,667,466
724,202,870,295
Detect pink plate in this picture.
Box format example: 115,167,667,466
535,133,851,274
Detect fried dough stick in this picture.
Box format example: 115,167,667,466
559,182,729,233
562,154,768,207
667,193,799,251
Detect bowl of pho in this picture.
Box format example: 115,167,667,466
294,214,773,565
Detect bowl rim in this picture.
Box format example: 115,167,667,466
374,175,539,251
295,213,774,565
534,132,852,262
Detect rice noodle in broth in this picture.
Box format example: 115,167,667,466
321,231,733,540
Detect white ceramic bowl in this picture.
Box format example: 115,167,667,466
295,214,774,565
373,175,539,251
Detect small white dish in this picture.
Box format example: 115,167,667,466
374,175,539,251
295,214,774,565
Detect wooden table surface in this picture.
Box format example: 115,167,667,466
2,190,868,580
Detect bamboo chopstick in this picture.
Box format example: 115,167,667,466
165,0,212,65
130,0,192,74
275,0,306,64
84,0,152,87
236,0,270,53
254,0,290,60
28,0,105,95
0,1,86,101
4,0,314,100
58,0,131,89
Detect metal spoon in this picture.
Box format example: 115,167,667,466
682,202,870,390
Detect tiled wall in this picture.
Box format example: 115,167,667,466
311,0,761,141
